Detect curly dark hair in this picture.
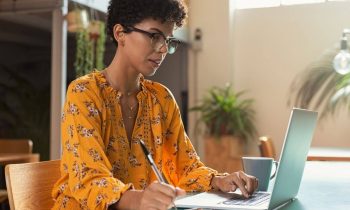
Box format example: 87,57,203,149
106,0,187,46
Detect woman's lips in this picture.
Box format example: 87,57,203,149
148,59,161,68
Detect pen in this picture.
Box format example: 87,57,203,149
139,139,169,184
139,139,178,210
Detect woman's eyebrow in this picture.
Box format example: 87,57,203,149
149,27,174,37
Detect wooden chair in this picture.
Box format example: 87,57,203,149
5,160,60,210
0,191,7,203
259,136,276,160
0,190,7,210
0,139,33,153
0,139,35,209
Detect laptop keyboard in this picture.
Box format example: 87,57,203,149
221,192,271,206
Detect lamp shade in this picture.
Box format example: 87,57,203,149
333,37,350,75
333,50,350,75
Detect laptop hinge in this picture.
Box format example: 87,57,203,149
270,198,296,210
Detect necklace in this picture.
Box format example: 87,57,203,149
103,69,140,119
124,99,138,119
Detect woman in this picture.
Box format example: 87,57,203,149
52,0,258,209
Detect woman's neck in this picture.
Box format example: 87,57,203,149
105,53,141,95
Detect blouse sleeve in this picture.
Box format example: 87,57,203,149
59,80,132,210
163,92,218,192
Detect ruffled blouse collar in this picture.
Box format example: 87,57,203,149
94,70,148,100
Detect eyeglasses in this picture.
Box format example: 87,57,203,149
122,25,180,54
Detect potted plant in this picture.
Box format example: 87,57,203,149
66,9,89,33
289,47,350,119
67,8,106,77
191,83,257,172
74,20,106,77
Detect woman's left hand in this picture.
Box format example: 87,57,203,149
211,171,258,198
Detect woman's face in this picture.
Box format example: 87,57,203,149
117,18,176,77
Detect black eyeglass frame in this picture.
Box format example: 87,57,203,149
122,25,180,54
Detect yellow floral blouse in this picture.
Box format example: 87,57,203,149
52,71,218,210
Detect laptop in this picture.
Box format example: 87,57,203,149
175,108,318,210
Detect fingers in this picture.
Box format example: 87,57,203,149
254,177,259,191
239,171,257,195
231,172,250,198
150,181,177,198
212,176,233,193
141,181,186,210
217,172,258,198
175,187,186,196
151,182,176,204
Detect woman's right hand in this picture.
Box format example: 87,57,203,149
114,181,186,210
140,181,186,210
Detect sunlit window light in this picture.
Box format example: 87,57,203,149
235,0,280,9
235,0,350,9
281,0,325,5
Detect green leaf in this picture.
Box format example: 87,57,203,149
190,84,257,142
289,46,350,119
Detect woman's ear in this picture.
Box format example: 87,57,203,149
113,24,125,46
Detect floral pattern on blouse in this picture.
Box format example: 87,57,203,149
52,71,218,210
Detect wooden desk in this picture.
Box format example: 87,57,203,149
0,153,40,165
307,147,350,161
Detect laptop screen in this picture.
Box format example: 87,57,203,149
268,108,318,209
175,108,318,210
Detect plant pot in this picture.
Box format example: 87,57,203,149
66,9,89,33
204,135,244,173
88,20,101,36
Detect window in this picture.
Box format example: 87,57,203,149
235,0,280,9
235,0,348,9
281,0,325,5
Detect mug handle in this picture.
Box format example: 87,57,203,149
270,161,279,180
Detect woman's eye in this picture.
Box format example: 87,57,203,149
153,34,163,42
